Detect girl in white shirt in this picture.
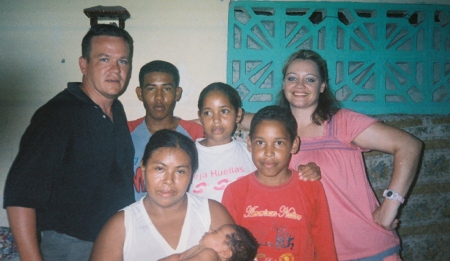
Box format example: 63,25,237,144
190,82,254,201
190,82,320,202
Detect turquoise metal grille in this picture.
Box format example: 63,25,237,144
227,1,450,114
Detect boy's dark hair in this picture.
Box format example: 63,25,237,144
226,225,258,261
142,129,198,174
197,82,242,112
81,24,134,63
277,49,340,125
249,105,298,143
138,60,180,87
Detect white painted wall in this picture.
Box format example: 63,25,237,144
0,0,229,227
0,0,448,226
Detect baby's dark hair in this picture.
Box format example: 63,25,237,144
197,82,242,112
138,60,180,87
142,129,198,173
226,225,258,261
249,105,298,143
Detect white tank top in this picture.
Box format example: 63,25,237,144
123,193,211,261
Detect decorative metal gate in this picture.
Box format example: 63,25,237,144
227,1,450,114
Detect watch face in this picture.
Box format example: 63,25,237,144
387,191,393,197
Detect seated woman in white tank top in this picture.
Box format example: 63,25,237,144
90,129,234,261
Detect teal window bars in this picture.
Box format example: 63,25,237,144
227,1,450,114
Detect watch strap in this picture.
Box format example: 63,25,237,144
383,189,405,204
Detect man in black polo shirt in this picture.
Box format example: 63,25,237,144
3,24,135,261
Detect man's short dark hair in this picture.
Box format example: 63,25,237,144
138,60,180,87
249,105,298,143
81,24,134,63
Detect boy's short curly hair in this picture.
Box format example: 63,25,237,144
249,105,298,143
226,225,258,261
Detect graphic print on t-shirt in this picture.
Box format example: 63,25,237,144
192,166,245,193
245,205,300,249
244,205,303,260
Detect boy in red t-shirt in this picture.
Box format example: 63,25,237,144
222,105,337,261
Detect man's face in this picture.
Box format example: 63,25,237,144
79,36,131,100
136,72,182,121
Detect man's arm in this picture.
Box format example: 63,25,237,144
7,206,43,261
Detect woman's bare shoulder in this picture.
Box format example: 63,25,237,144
208,199,235,229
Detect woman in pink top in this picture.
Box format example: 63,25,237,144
278,50,423,261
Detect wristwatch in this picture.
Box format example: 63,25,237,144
383,189,405,204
